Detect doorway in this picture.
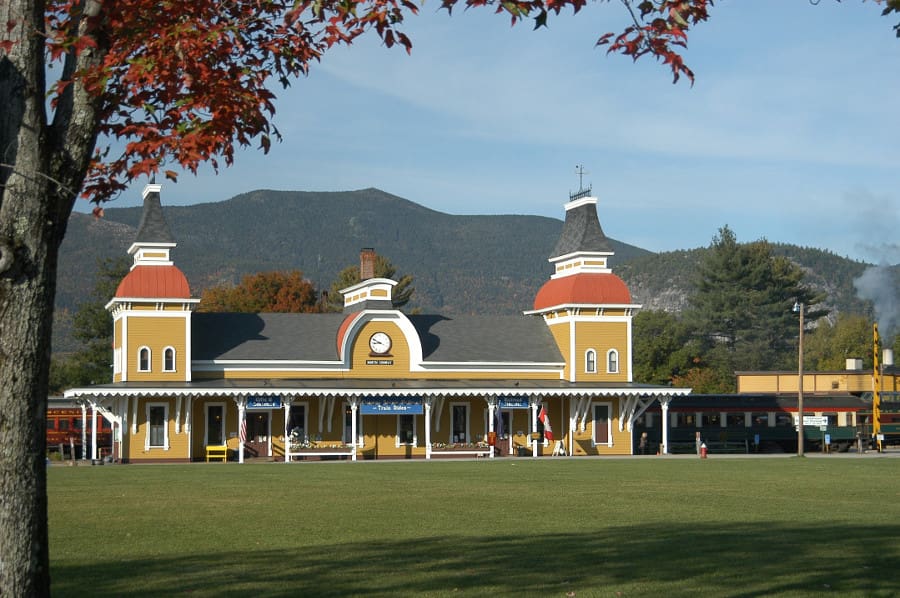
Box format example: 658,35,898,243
244,411,271,458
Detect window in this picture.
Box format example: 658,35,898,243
726,412,746,427
138,347,151,372
206,403,225,446
451,404,469,443
58,419,70,431
585,349,597,374
397,414,416,446
46,419,56,430
163,347,176,372
147,403,168,449
593,403,611,445
607,349,619,374
288,404,308,443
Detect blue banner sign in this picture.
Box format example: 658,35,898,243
360,398,423,415
247,396,282,410
499,396,530,409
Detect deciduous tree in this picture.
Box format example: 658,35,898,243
199,270,324,313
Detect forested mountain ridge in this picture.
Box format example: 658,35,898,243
55,188,890,351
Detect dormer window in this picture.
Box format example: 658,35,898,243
163,347,176,372
585,349,597,374
607,349,619,374
138,347,151,372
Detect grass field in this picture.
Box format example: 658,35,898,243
48,457,900,597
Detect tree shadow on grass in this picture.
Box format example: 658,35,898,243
53,522,899,597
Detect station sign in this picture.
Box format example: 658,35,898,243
793,415,829,427
247,396,282,410
498,396,530,409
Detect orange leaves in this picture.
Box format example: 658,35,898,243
199,270,325,313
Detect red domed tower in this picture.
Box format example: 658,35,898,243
527,188,641,382
106,183,199,383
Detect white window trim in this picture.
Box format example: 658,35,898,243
289,401,310,441
592,401,613,448
585,348,597,374
162,346,176,372
138,346,152,372
145,402,169,450
450,402,470,444
395,414,418,447
606,349,619,374
205,402,226,446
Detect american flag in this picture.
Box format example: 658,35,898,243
239,416,247,443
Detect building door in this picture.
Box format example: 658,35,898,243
244,411,270,458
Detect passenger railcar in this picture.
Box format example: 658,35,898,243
47,399,112,459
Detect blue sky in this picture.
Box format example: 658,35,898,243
92,1,899,264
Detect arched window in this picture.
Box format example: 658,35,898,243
607,349,619,374
163,347,176,372
585,349,597,374
138,347,151,372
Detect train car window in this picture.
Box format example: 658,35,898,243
101,419,111,430
58,419,70,431
74,418,82,429
701,413,720,426
726,413,745,426
751,413,769,426
46,420,56,430
775,413,792,427
822,413,837,426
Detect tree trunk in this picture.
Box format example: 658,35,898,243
1,0,104,594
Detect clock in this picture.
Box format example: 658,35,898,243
368,332,392,355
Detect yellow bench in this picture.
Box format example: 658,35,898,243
205,445,228,462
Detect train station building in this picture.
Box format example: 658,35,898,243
64,183,690,462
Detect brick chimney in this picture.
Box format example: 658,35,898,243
359,248,376,281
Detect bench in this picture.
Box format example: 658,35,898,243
206,445,228,462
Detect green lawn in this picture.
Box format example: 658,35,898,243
48,458,900,597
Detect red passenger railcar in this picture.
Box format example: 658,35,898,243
47,402,112,459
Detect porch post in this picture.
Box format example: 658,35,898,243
531,400,538,457
238,397,247,464
425,398,432,460
661,397,671,455
80,402,88,461
90,403,99,461
351,396,359,462
283,396,293,463
488,399,495,459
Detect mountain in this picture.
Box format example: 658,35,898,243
54,187,887,352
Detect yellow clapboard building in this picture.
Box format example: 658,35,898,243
66,184,690,461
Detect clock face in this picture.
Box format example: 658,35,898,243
369,332,392,355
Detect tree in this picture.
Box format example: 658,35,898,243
49,256,129,391
1,0,896,593
326,255,415,312
199,270,325,312
632,309,694,385
681,226,826,390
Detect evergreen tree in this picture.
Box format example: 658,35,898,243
49,257,130,391
326,255,415,312
683,226,826,389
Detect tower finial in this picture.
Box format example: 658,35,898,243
571,165,591,200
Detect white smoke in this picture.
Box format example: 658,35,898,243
854,263,900,339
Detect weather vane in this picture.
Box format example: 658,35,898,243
575,164,589,192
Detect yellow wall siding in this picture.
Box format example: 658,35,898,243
573,320,629,382
125,316,187,381
125,398,189,461
545,320,572,380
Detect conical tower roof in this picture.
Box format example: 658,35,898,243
550,196,612,259
133,184,175,245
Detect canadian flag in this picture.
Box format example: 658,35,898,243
538,405,554,441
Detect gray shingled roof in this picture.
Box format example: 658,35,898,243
192,312,564,364
551,200,612,258
134,189,175,244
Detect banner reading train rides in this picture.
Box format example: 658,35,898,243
360,398,424,415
